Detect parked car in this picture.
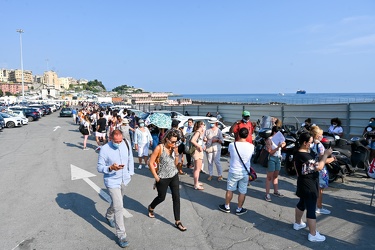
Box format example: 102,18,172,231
0,115,5,131
45,104,57,112
8,107,41,121
0,112,23,128
8,111,28,125
29,104,51,115
177,116,230,134
60,107,73,117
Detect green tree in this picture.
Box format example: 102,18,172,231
0,89,3,96
5,91,12,96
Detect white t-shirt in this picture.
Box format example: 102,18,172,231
228,141,254,173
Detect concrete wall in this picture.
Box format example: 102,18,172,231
149,102,375,139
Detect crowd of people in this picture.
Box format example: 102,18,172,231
73,103,372,246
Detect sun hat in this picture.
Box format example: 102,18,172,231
208,118,218,123
122,118,129,124
242,110,251,117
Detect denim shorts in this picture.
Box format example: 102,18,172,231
227,170,248,194
268,156,281,172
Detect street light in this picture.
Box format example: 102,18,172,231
16,29,25,100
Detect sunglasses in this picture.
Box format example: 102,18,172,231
168,140,178,144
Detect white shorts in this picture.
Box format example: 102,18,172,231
137,144,149,157
96,132,106,138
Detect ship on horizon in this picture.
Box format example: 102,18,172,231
296,89,306,94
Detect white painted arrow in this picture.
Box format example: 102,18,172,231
53,126,61,131
70,164,133,218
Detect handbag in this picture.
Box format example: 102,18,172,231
258,147,270,168
367,159,375,179
234,142,257,182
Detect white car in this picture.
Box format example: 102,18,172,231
177,116,229,134
0,112,23,128
8,111,28,125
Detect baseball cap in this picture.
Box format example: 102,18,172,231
138,119,144,124
242,110,250,117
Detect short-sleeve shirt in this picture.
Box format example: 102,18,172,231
233,121,254,144
97,118,107,133
294,151,319,199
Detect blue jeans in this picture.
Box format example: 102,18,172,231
129,130,135,148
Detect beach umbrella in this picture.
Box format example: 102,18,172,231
148,113,172,129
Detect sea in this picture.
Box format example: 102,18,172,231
170,93,375,105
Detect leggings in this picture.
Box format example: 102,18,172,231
296,196,317,219
150,174,180,221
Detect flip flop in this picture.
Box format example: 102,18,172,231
194,186,204,190
175,221,187,231
148,205,155,218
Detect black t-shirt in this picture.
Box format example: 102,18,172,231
96,118,107,133
294,151,319,199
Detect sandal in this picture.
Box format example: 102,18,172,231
194,185,204,190
175,221,187,231
148,205,155,218
178,171,187,175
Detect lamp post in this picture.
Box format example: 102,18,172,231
16,29,25,100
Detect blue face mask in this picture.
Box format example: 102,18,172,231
112,142,120,149
210,123,215,128
139,123,145,127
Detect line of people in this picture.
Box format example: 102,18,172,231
90,107,339,246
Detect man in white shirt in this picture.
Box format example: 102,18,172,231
218,127,254,215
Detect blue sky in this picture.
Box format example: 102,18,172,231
1,0,375,94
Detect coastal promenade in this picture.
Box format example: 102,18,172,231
0,112,374,249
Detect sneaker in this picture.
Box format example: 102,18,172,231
293,222,307,231
265,194,272,202
106,218,115,228
236,208,248,215
138,165,142,169
308,231,326,242
218,204,230,213
273,191,284,197
83,148,89,151
217,176,223,181
207,176,212,181
118,236,129,248
316,207,331,214
145,165,149,169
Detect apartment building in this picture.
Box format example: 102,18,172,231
0,83,29,95
8,69,33,83
0,69,10,82
43,70,59,89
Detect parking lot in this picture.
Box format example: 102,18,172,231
0,111,375,249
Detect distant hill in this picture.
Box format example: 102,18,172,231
112,84,143,93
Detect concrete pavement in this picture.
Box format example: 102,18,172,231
0,111,374,249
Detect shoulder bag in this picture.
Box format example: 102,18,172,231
234,142,257,182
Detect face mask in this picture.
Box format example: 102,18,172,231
139,123,145,127
112,142,120,149
210,123,215,128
